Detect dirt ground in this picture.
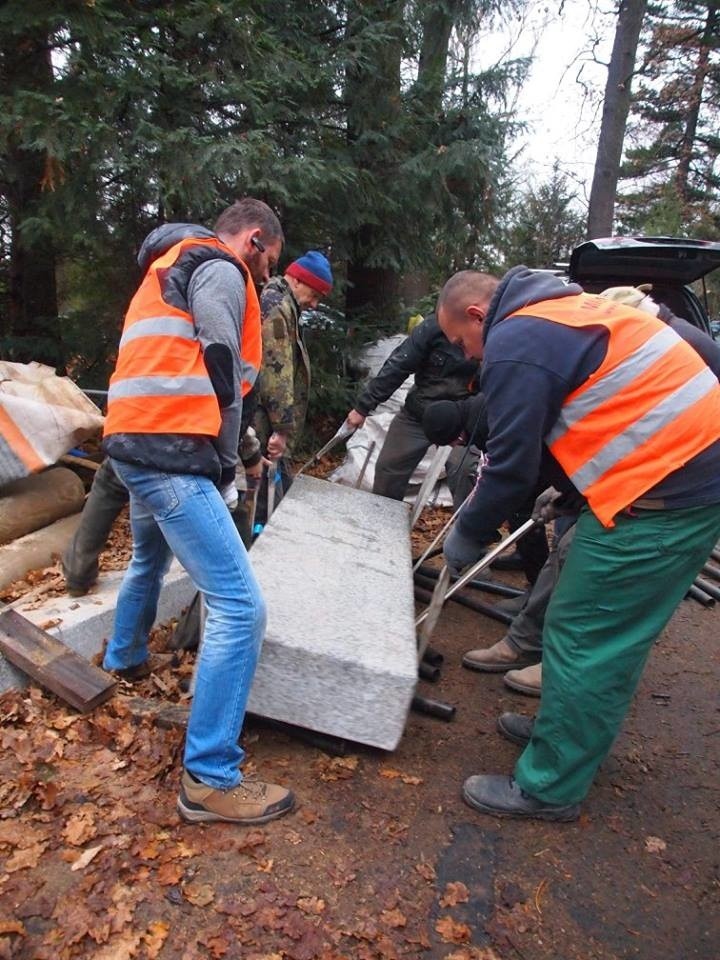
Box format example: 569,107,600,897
1,504,719,960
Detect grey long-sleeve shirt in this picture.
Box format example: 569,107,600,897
187,259,247,477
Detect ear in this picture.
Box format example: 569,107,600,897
466,304,485,324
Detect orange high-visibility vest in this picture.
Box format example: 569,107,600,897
104,235,261,438
509,293,720,527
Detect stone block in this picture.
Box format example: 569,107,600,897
0,562,195,696
247,475,417,750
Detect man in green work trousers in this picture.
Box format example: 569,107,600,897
438,266,720,821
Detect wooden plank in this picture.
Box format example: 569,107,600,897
0,609,115,712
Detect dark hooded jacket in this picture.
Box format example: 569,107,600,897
455,267,720,545
354,314,479,421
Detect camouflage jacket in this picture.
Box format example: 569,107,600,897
255,276,311,451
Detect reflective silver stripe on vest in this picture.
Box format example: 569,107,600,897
108,376,216,401
547,326,681,445
569,366,719,493
240,359,258,386
119,316,195,348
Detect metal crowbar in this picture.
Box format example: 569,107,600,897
296,420,356,478
416,517,541,656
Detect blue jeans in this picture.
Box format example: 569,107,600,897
103,460,266,789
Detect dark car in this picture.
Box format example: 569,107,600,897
568,236,720,336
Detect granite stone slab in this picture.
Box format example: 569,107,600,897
247,475,417,750
0,562,195,696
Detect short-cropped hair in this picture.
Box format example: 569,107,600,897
438,270,499,314
215,198,284,244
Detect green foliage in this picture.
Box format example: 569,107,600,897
498,166,585,269
619,0,720,236
0,0,529,376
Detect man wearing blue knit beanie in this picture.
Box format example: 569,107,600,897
253,250,333,523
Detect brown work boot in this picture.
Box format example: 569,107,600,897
504,661,542,696
110,653,174,683
177,770,295,825
462,638,539,674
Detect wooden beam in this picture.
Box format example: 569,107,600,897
0,608,115,712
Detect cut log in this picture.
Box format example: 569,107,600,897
0,467,85,545
60,454,101,472
0,607,115,711
0,513,81,590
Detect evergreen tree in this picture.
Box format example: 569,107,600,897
500,167,585,269
0,0,529,375
619,0,720,236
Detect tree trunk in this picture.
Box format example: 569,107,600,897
586,0,648,239
675,0,718,203
2,27,59,361
345,0,404,325
416,0,460,112
403,0,465,303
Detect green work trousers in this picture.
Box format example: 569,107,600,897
514,502,720,805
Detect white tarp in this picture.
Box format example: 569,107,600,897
0,361,104,489
329,334,452,507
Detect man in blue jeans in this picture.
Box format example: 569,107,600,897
102,198,294,825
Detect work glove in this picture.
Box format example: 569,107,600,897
443,524,488,577
219,481,239,512
532,487,578,523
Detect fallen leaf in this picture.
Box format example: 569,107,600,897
184,882,215,907
156,861,184,886
5,842,47,873
136,839,160,860
297,896,325,915
415,861,436,882
143,920,170,959
380,907,407,928
645,836,667,853
205,932,232,958
379,768,402,780
435,915,471,944
0,921,24,936
63,809,97,846
378,768,423,786
236,829,267,853
71,844,104,871
439,881,470,907
257,858,274,873
315,755,359,781
446,949,504,960
90,932,142,959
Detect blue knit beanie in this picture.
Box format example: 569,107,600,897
286,251,333,295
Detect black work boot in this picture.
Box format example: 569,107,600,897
496,712,534,746
462,775,580,822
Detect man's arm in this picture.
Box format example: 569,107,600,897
352,319,438,418
187,259,246,485
445,319,573,572
258,299,296,454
